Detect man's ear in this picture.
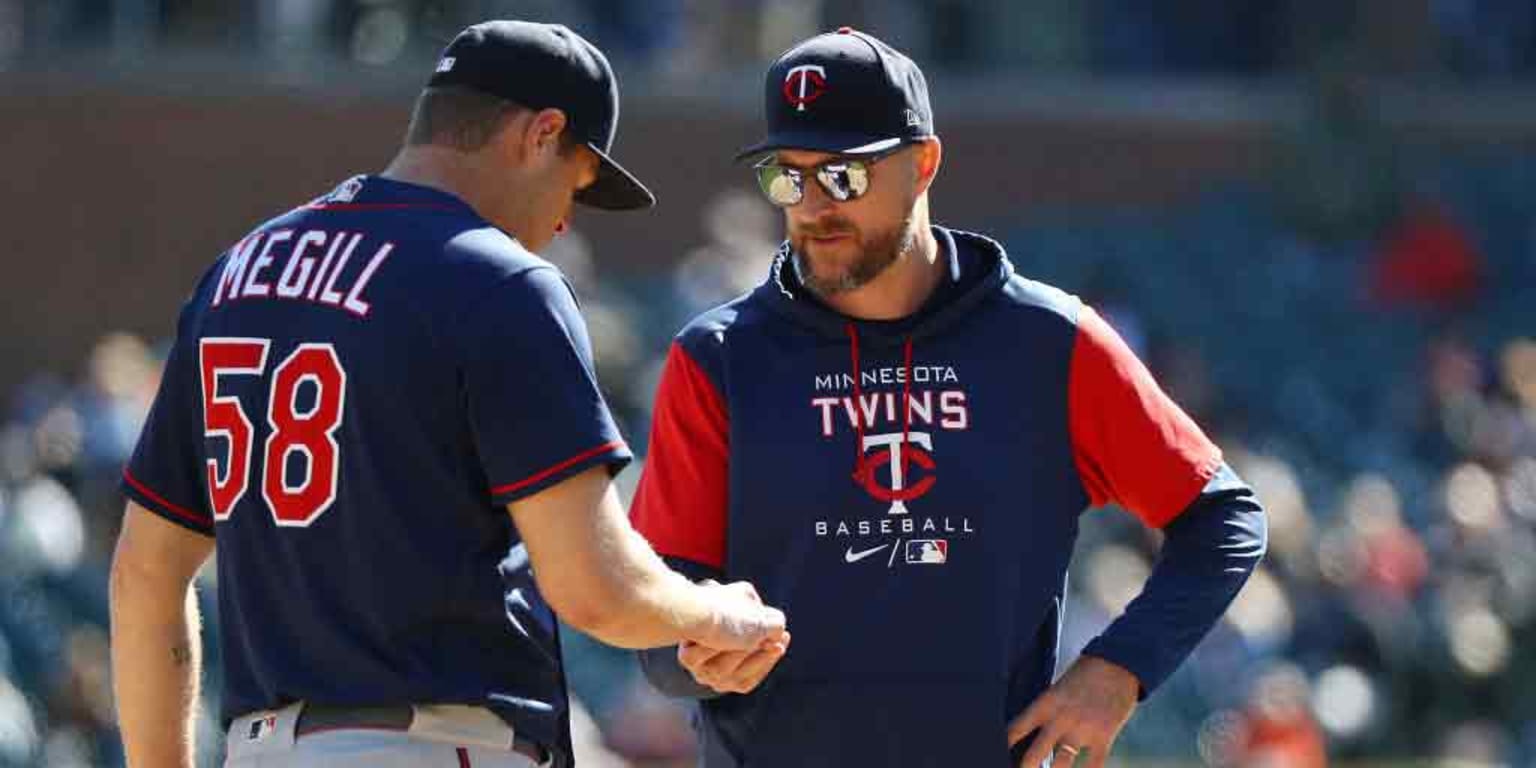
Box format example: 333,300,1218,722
913,137,942,195
521,108,570,161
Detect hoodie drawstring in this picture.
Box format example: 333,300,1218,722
846,323,868,485
901,336,913,479
846,323,916,488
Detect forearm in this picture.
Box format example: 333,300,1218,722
568,525,719,649
110,570,203,768
514,466,780,650
1083,464,1267,696
512,467,718,649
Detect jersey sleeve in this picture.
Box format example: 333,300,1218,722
460,266,631,506
122,302,217,536
1081,465,1267,697
629,342,729,571
1068,305,1222,528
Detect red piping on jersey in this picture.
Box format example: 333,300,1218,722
490,440,626,496
845,324,915,487
457,747,472,767
122,468,213,527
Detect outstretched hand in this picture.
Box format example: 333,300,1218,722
678,632,791,695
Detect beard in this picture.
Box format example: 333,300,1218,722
790,212,919,299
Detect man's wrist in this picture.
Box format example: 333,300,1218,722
667,574,718,644
1075,648,1148,703
1077,651,1146,702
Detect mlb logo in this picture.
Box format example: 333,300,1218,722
436,56,456,73
247,714,278,742
905,539,948,564
330,176,363,203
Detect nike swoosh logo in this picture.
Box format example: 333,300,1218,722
845,544,891,563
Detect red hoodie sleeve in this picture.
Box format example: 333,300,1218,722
1068,306,1222,528
630,342,729,570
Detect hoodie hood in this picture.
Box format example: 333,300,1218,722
756,225,1015,347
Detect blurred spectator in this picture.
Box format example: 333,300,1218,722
1,468,86,579
542,227,654,438
585,0,682,66
1432,0,1536,81
1501,339,1536,412
255,0,333,58
1272,56,1402,242
1311,664,1379,746
42,627,119,767
1439,719,1513,767
1236,664,1329,768
1341,474,1428,603
1094,0,1285,75
0,676,39,767
75,333,156,470
1195,665,1330,768
1370,201,1484,313
671,188,776,318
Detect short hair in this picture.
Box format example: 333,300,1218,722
404,85,583,154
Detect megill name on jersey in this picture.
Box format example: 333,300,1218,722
211,229,393,317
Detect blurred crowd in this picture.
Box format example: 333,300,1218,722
6,0,1536,82
1003,142,1536,765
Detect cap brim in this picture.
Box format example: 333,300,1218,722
574,143,655,211
733,132,909,162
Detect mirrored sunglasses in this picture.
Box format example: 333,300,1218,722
752,146,905,207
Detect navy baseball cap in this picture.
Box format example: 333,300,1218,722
430,20,655,210
736,27,934,161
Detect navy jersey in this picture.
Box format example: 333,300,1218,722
121,175,630,763
631,227,1228,767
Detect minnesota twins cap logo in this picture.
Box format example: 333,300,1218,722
782,64,827,112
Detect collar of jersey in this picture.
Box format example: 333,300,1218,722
326,175,480,213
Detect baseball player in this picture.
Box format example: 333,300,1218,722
109,21,786,768
630,28,1268,768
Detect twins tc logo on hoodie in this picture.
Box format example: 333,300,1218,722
809,360,976,565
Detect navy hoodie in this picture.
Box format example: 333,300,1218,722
631,226,1265,767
